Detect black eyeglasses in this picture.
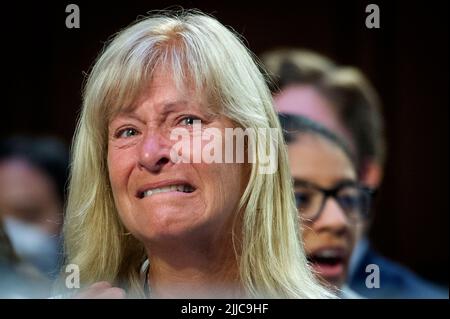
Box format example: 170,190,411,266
294,180,375,223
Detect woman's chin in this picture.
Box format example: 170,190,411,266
312,262,347,290
133,216,211,244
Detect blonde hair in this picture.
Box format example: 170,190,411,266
62,10,332,298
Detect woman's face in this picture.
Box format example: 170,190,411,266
107,70,248,246
287,134,357,289
0,158,62,235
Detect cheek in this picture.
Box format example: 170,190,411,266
107,147,139,232
220,162,245,195
347,224,358,246
107,146,134,197
301,224,313,251
198,162,245,215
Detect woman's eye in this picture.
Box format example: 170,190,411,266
180,116,201,126
116,128,138,138
338,195,360,210
295,192,311,209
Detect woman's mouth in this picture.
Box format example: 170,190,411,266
307,248,347,282
138,184,196,199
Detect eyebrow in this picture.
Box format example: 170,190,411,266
112,110,145,124
114,100,190,121
159,100,189,117
293,178,357,189
159,100,218,122
293,178,315,188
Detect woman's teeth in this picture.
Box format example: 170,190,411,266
308,249,345,265
316,249,341,258
142,185,194,197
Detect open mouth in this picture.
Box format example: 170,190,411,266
307,248,347,279
137,184,196,199
308,250,344,266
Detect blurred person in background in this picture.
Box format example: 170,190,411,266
262,48,448,298
279,114,373,298
0,136,69,282
1,217,52,298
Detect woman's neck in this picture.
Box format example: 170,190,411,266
145,234,243,298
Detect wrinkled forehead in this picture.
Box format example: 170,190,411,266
106,66,219,123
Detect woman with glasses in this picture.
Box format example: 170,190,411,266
279,114,374,298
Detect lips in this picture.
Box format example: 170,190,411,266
136,180,196,199
307,247,348,281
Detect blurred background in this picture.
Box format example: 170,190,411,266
2,0,448,289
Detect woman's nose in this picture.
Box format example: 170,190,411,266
313,198,350,235
138,131,173,173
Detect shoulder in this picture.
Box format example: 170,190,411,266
339,285,364,299
350,246,448,298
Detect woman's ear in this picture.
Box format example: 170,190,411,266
360,159,383,189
